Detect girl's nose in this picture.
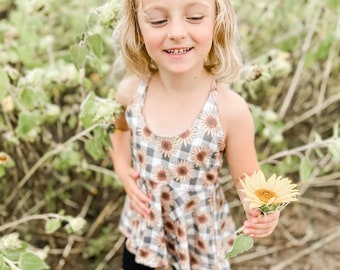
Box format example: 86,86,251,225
167,20,187,39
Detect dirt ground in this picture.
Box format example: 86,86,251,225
108,179,340,270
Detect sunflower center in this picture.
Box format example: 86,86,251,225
161,140,172,151
255,189,277,203
177,166,188,176
206,116,217,128
143,126,152,137
157,171,167,181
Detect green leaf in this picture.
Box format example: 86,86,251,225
87,34,104,59
83,78,92,91
15,111,42,139
0,68,10,101
18,252,49,270
225,234,254,259
1,242,28,261
89,55,102,72
20,88,48,110
79,92,97,128
328,140,340,161
85,127,109,160
80,92,120,128
102,174,115,188
52,146,82,174
299,157,313,182
87,12,100,30
70,44,88,69
13,44,36,68
43,104,61,123
45,219,62,234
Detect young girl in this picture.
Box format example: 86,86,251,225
109,0,280,269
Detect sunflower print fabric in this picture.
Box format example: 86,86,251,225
119,81,235,270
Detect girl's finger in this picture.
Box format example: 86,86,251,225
130,195,150,217
250,209,261,217
243,224,275,237
251,211,280,223
251,230,273,238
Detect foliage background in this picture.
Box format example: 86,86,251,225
0,0,339,269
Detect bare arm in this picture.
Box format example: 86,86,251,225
109,76,151,217
219,87,279,238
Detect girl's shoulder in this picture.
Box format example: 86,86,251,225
115,75,142,106
216,83,253,128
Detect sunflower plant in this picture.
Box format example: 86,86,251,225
225,170,300,259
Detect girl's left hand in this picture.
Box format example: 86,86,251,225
243,209,280,238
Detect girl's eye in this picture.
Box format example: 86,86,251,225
150,19,168,26
187,16,204,22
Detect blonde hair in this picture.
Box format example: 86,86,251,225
112,0,242,83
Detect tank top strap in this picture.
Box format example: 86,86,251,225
131,80,148,111
134,80,147,102
210,79,217,92
125,80,147,129
202,79,219,112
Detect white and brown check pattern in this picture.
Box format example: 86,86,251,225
119,81,235,269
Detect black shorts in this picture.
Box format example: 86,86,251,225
122,241,174,270
122,242,154,270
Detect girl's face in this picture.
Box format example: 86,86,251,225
137,0,215,76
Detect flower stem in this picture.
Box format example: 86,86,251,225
235,225,244,235
3,256,20,270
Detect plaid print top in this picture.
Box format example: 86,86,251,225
119,80,235,270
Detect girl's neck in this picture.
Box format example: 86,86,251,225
153,69,213,94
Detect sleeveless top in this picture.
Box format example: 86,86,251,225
119,80,235,270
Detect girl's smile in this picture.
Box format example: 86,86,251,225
164,47,193,56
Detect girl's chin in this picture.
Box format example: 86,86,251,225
158,64,205,76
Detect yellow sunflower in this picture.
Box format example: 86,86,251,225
239,170,299,212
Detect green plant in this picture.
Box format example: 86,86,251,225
0,214,86,270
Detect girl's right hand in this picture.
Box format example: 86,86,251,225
122,168,151,217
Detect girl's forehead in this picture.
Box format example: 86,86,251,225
137,0,215,10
